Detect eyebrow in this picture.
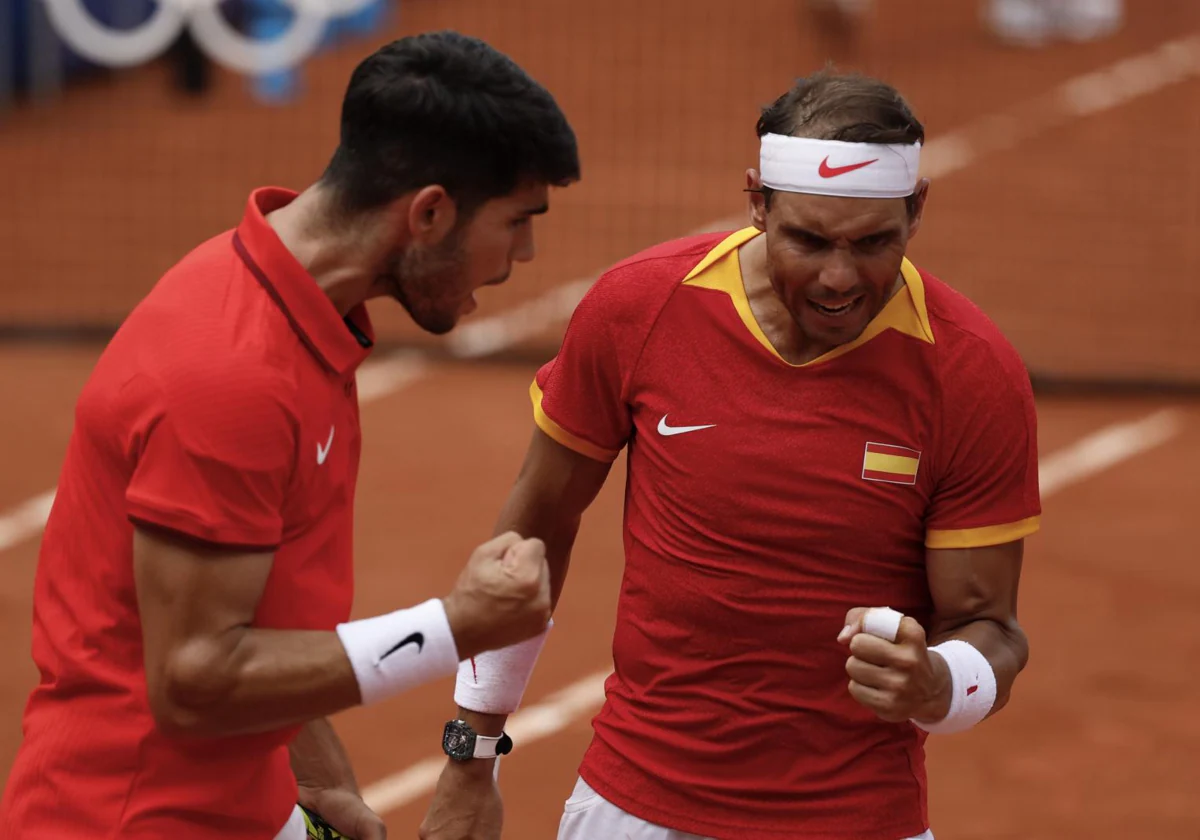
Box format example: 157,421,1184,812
780,223,898,242
522,204,549,217
780,224,828,241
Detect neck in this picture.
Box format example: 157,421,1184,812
265,184,393,317
739,234,904,365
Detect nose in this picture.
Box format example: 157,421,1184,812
512,223,535,264
816,246,859,298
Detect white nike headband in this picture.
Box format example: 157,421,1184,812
759,133,921,199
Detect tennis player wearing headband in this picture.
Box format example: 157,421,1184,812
421,71,1041,840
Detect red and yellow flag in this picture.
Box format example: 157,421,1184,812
861,442,921,485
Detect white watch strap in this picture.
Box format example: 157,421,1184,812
473,733,505,759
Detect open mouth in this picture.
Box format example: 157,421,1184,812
808,295,864,318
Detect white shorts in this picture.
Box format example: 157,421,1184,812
557,777,935,840
274,804,306,840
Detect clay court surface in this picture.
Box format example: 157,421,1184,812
2,0,1199,837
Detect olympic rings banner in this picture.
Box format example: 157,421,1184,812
41,0,378,74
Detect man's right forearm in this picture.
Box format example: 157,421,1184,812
492,505,580,611
158,597,466,739
445,431,610,759
450,707,511,779
544,517,581,610
441,515,580,752
155,626,363,738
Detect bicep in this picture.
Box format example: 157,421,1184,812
134,526,274,708
925,540,1024,636
125,368,297,548
501,426,613,527
497,427,612,604
926,350,1041,548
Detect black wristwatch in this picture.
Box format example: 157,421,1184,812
442,719,513,761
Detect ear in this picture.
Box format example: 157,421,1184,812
405,185,459,245
906,178,931,240
746,168,768,233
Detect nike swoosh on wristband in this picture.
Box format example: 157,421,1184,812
657,416,716,436
377,632,424,664
818,156,879,178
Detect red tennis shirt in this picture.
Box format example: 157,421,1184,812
1,188,371,838
533,228,1041,839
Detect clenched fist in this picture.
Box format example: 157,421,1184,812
838,607,951,724
443,532,552,661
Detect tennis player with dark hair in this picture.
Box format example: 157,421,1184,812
1,31,578,840
421,70,1040,840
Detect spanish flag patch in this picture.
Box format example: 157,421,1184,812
861,442,921,485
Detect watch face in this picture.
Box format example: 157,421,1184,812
443,722,474,760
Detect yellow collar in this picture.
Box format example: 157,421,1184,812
682,227,934,367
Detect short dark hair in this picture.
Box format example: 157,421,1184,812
755,70,924,213
321,31,580,218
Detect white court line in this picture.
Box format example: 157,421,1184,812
0,30,1197,555
0,490,57,554
360,407,1188,816
0,351,431,554
359,672,610,812
354,350,430,404
1038,408,1184,495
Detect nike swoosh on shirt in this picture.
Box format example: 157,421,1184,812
818,156,879,178
657,416,716,436
317,425,335,465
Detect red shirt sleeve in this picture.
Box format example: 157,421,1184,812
925,339,1042,549
124,365,297,549
530,235,724,461
532,274,637,462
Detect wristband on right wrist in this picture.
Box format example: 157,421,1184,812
336,598,460,706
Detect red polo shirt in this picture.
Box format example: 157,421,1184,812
532,228,1041,839
1,189,371,838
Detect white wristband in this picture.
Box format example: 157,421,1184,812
336,598,460,706
454,619,552,714
912,639,997,734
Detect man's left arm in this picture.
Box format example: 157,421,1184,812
923,538,1029,720
841,539,1029,728
842,334,1040,728
290,717,386,840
